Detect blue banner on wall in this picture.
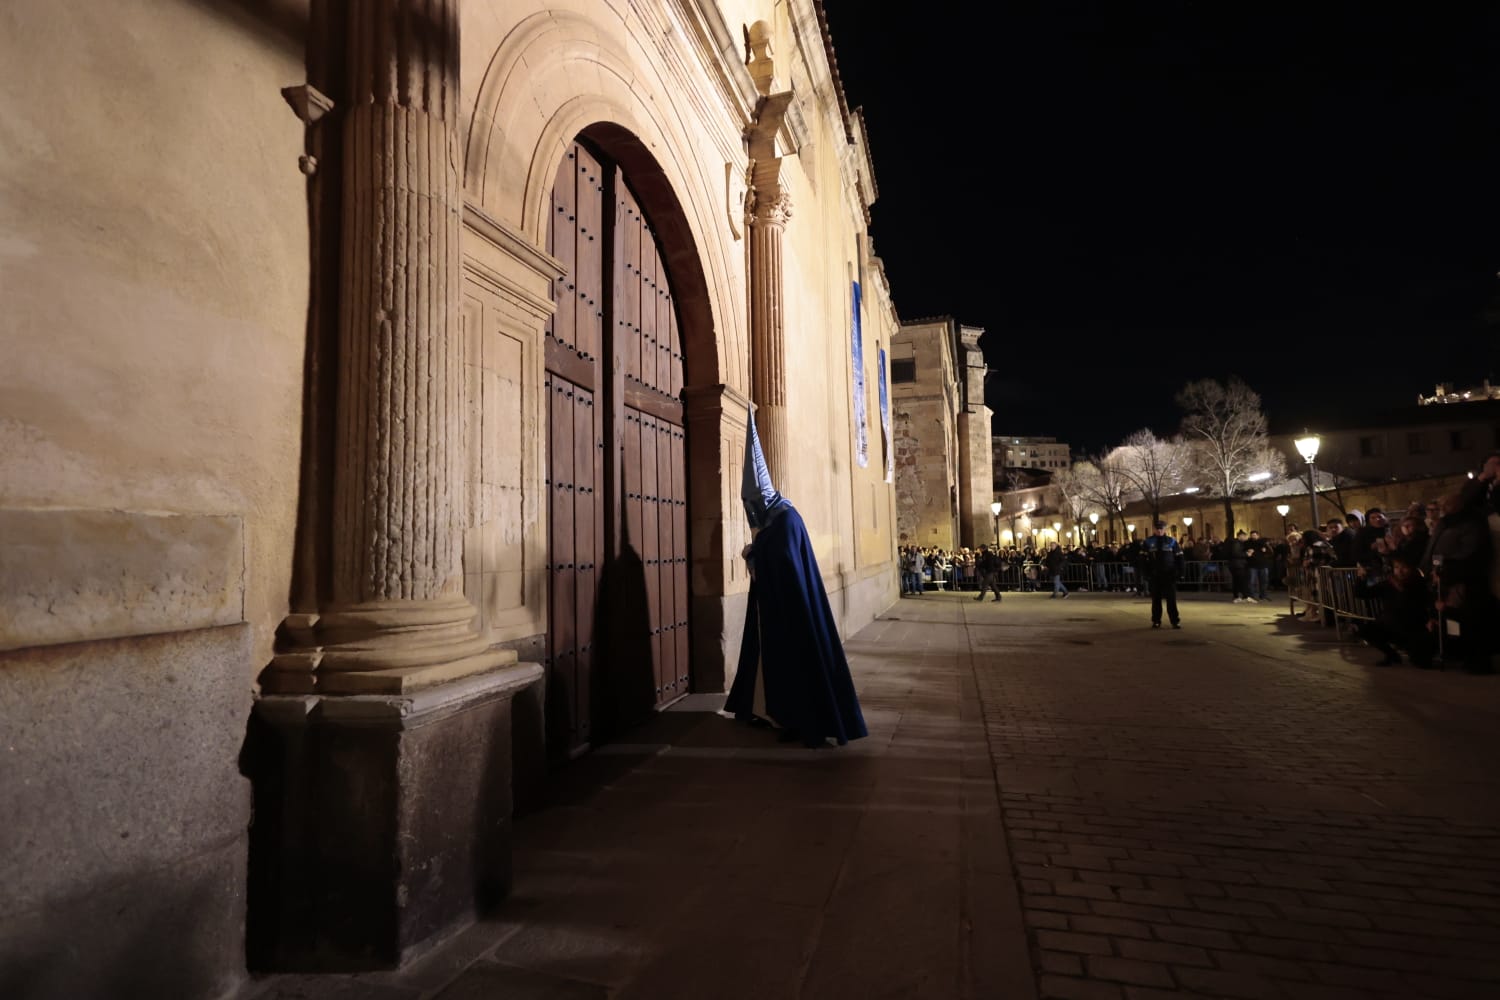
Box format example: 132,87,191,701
852,281,868,468
878,346,892,483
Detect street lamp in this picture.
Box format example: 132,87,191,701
1276,503,1291,536
1088,512,1098,548
990,501,1002,546
1052,521,1062,547
1294,433,1321,527
1127,523,1136,536
1182,515,1193,538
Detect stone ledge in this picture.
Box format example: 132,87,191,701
0,508,244,652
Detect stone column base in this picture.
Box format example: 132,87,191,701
246,662,544,971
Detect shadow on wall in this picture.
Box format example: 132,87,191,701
193,0,307,55
1,863,243,1000
590,538,657,746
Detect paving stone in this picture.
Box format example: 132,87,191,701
432,962,606,1000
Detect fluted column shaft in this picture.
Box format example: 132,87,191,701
747,193,791,486
295,0,506,693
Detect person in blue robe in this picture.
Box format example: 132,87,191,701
724,406,868,747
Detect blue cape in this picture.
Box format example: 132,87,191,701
724,505,867,746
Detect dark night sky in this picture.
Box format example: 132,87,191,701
823,2,1500,454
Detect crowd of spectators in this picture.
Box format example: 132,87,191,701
896,451,1500,674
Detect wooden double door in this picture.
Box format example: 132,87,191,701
545,141,690,757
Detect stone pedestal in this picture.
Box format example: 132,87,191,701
246,663,543,971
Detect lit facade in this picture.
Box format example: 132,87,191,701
994,435,1072,471
0,1,902,991
891,318,993,549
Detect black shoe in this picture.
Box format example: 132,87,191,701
1171,622,1182,629
974,596,983,601
1062,592,1070,599
994,597,1002,602
1152,622,1161,629
1377,652,1401,666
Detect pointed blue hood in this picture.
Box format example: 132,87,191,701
742,404,788,530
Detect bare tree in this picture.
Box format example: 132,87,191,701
1052,464,1093,547
1114,429,1191,525
1081,453,1133,543
1176,377,1288,537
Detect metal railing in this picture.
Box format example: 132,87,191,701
923,560,1261,594
1287,564,1382,639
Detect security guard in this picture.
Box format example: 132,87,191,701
1143,520,1184,629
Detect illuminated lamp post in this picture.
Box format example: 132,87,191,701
1088,511,1099,544
1294,433,1321,528
1276,503,1291,537
1182,515,1193,539
1052,521,1062,547
990,501,1002,547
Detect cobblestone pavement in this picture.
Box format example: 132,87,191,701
242,589,1500,1000
961,590,1500,1000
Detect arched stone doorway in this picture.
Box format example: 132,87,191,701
544,130,708,758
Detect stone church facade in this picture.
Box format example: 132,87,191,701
0,1,899,995
891,317,993,550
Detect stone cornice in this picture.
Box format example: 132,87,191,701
658,0,761,164
462,202,562,321
463,202,564,282
683,382,754,427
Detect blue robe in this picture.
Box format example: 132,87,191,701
724,506,868,746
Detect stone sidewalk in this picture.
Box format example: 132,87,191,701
245,590,1500,1000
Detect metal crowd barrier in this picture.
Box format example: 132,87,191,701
1287,564,1383,639
919,555,1396,645
926,560,1243,594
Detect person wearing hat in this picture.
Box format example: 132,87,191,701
1142,520,1184,628
725,405,868,746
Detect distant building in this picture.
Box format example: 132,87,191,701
1272,399,1500,482
1417,380,1500,405
993,435,1072,471
891,317,994,548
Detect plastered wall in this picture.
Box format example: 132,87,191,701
0,0,309,670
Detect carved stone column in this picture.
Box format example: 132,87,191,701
745,93,794,486
247,2,543,970
268,0,511,696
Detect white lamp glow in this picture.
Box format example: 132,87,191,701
1276,504,1290,517
1294,434,1321,463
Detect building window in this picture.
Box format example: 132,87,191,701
1450,429,1471,451
891,358,916,384
1358,435,1383,458
1407,431,1429,455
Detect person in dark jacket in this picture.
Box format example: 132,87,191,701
1245,530,1271,602
1354,556,1436,667
974,544,1003,602
1328,514,1358,566
1044,543,1069,598
1425,491,1496,674
1142,520,1183,628
1227,530,1251,603
1354,508,1390,571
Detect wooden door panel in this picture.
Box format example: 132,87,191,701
548,376,578,748
573,389,596,745
671,426,689,692
549,153,577,352
576,151,604,364
641,411,663,695
549,149,691,750
621,201,641,385
654,417,675,695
